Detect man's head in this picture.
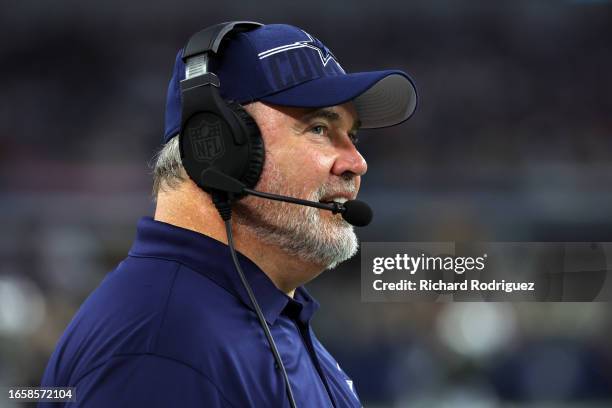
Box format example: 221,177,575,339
154,22,417,270
153,100,365,269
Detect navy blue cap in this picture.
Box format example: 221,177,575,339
163,24,418,142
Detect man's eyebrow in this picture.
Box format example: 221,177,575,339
301,108,340,122
301,108,361,131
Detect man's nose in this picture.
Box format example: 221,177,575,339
331,142,368,178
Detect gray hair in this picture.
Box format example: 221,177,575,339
151,135,186,198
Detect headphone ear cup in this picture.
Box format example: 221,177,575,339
226,101,265,190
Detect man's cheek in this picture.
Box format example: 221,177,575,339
312,151,336,170
291,155,329,181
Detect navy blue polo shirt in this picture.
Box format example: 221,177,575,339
40,217,362,407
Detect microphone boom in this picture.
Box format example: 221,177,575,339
242,188,372,227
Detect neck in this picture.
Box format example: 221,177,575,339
154,182,322,297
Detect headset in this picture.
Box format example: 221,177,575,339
179,21,265,202
177,21,298,408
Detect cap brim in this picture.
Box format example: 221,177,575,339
257,70,417,129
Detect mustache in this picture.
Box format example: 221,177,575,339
314,180,358,201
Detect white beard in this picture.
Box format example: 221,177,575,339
232,162,359,270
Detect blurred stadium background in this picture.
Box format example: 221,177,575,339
1,0,612,406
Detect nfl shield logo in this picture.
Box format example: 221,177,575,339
189,118,224,162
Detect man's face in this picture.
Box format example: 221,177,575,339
234,101,368,270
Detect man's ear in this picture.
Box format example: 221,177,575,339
241,101,261,118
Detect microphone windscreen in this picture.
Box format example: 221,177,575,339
341,200,373,227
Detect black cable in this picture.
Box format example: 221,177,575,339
217,203,298,408
243,187,344,214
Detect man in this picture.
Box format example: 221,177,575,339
40,23,416,407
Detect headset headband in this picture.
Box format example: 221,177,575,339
182,21,263,60
179,20,266,197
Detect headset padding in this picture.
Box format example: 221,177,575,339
226,101,265,190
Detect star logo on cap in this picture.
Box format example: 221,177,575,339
258,30,344,72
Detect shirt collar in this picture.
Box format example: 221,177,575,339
128,217,319,325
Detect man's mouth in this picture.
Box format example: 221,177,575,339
319,196,350,204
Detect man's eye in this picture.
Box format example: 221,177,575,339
310,125,328,135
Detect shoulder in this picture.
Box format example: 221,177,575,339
66,353,237,408
102,255,246,359
152,258,257,369
42,256,241,386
